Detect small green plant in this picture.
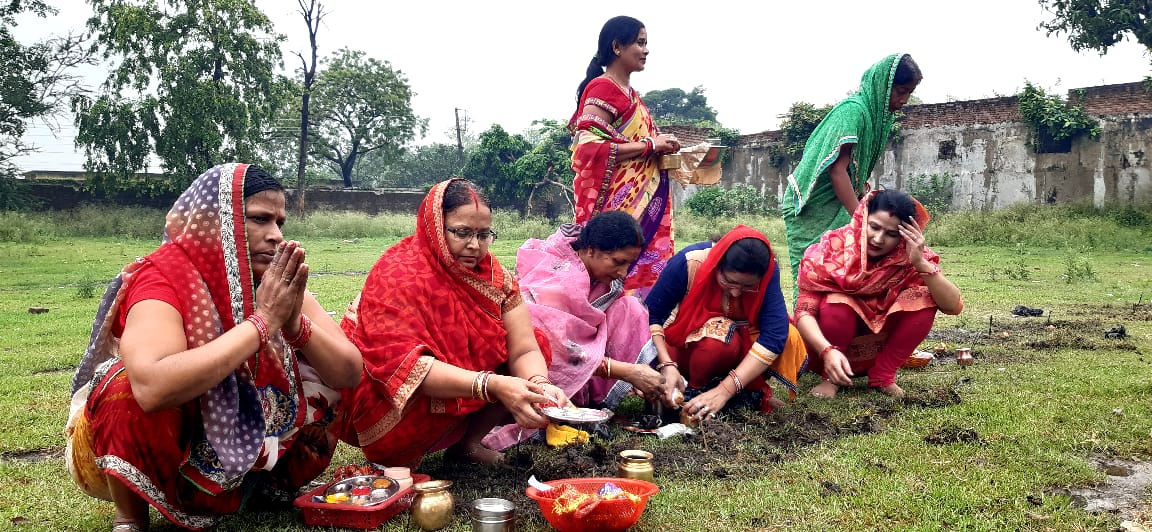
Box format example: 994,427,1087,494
1062,253,1098,284
906,173,955,214
75,282,97,299
1004,256,1032,281
1017,81,1101,153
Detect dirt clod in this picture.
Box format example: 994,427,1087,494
924,425,982,445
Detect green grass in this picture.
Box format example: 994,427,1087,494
1,206,1150,531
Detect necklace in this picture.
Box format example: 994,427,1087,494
602,74,632,99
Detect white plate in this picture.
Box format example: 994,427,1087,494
541,406,611,424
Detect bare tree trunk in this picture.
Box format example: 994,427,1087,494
294,0,325,218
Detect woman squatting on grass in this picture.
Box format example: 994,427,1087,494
794,189,963,399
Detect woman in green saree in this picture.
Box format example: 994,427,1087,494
782,54,922,294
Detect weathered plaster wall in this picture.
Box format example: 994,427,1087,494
721,81,1152,210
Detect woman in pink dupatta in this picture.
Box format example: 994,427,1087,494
484,212,664,450
795,189,963,399
570,16,683,292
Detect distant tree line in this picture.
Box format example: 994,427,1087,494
5,0,1143,212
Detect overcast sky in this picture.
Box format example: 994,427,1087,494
11,0,1152,172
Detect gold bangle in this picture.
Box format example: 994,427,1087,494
655,361,678,371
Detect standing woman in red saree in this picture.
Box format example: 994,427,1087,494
570,15,683,292
794,189,963,399
337,179,569,467
66,164,363,531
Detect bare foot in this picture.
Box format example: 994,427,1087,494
810,380,839,399
766,396,786,410
446,442,504,465
876,383,904,398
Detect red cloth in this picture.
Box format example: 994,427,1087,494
569,77,674,291
337,179,536,467
795,190,939,333
112,262,180,336
569,77,638,221
68,163,338,530
663,226,776,349
807,300,936,387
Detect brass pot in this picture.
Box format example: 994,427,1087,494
658,153,682,170
411,480,455,531
955,348,974,367
617,449,655,482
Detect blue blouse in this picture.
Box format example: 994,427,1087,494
644,241,790,355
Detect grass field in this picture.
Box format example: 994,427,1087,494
0,205,1150,531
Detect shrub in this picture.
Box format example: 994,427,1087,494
906,173,955,214
684,185,778,218
1062,253,1098,284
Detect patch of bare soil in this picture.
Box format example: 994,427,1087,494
924,302,1144,365
351,303,1139,527
0,447,63,463
923,424,983,445
413,384,967,528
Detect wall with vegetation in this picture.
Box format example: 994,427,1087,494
725,81,1152,209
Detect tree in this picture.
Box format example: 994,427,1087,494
1,1,92,183
73,0,289,194
1039,0,1152,56
510,119,575,217
309,48,426,187
462,124,532,210
368,143,464,189
773,102,832,167
291,0,326,216
463,121,575,216
642,86,718,125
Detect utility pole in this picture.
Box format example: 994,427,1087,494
454,107,465,167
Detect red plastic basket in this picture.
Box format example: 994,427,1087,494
525,477,659,532
294,473,430,529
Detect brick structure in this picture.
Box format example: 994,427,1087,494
724,80,1152,209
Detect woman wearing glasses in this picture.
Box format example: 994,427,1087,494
336,179,569,466
644,226,808,424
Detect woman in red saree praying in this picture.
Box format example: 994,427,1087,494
570,15,683,292
66,164,363,531
338,179,569,467
795,189,963,399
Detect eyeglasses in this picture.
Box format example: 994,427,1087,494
445,227,498,243
716,271,760,293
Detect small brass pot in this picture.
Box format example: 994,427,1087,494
617,449,655,482
955,348,974,367
411,480,455,531
658,153,682,170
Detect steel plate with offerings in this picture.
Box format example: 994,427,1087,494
541,405,611,424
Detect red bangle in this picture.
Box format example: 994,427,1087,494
655,361,678,371
246,313,269,352
819,344,841,358
285,314,313,350
728,370,744,393
528,375,552,386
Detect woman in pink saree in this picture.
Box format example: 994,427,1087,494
484,211,664,450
